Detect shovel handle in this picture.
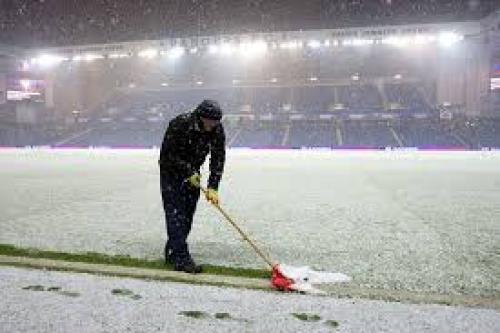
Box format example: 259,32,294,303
200,186,274,268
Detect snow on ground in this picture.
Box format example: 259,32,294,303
1,266,499,333
1,148,499,297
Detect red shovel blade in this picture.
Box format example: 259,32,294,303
271,264,295,292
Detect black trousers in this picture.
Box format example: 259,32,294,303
160,172,200,264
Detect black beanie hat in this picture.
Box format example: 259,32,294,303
195,99,222,120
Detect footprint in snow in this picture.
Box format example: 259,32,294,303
178,310,211,319
111,288,142,300
22,285,80,297
292,313,340,329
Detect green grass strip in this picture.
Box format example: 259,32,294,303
0,243,271,279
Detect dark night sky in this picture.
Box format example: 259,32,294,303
0,0,497,47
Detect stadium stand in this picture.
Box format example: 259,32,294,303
0,1,499,148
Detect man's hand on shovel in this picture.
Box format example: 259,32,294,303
188,174,220,206
187,173,201,188
205,188,220,206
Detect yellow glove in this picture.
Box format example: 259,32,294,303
187,173,201,188
205,188,220,206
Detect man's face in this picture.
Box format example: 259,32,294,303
200,117,219,132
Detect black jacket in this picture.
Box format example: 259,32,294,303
159,111,226,190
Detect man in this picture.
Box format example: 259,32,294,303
159,99,225,274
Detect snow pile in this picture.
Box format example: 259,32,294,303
278,264,352,294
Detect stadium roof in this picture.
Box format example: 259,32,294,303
24,20,480,62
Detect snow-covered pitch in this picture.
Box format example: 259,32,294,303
1,148,499,296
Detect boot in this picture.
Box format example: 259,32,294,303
174,258,203,274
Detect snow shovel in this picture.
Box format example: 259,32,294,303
199,186,316,292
